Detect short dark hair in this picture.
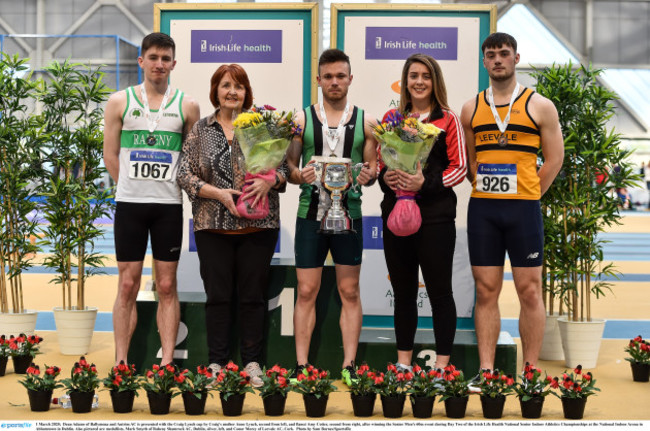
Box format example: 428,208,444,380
318,49,351,75
209,64,253,110
141,33,176,58
481,32,517,54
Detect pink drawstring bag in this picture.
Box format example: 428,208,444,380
236,169,276,219
387,189,421,236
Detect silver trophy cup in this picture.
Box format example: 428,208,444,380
311,156,363,234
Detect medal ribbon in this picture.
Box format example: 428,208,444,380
487,82,520,136
319,102,350,154
140,84,171,135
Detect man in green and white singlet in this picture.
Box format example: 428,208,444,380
103,33,200,366
287,49,377,384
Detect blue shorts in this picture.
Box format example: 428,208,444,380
467,198,543,267
294,218,363,268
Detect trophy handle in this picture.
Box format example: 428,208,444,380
312,162,323,186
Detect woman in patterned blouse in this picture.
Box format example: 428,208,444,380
177,64,287,387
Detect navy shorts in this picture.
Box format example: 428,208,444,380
294,218,363,268
467,198,543,267
114,202,183,262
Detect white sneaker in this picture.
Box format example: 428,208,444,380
208,363,222,376
244,361,264,388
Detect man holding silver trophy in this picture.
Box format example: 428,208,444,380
287,49,378,385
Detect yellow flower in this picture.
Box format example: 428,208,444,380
233,112,263,128
418,122,441,139
404,117,419,128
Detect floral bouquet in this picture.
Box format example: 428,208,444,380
6,333,43,358
478,368,516,399
19,363,63,392
176,365,214,400
373,363,413,397
625,335,650,365
233,105,300,219
61,356,100,394
550,365,600,399
291,365,338,399
408,364,441,398
141,363,179,396
257,364,292,399
214,361,255,401
438,364,470,401
102,361,140,395
373,111,441,236
348,363,380,397
514,362,552,401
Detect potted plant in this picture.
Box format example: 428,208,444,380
348,363,379,417
141,363,179,415
257,364,292,416
0,335,11,376
0,53,43,337
624,335,650,382
291,365,337,418
37,60,113,355
478,369,516,419
514,363,553,419
374,363,413,418
176,365,215,415
61,356,100,413
438,364,470,419
550,365,600,420
214,361,255,416
533,63,640,368
102,360,140,413
407,364,441,419
7,333,43,374
19,363,62,411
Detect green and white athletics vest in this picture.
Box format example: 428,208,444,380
116,86,185,204
297,104,365,221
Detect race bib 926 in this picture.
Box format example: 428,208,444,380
476,163,517,194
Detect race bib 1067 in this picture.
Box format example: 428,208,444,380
476,163,517,194
128,150,174,181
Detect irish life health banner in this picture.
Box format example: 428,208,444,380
334,6,495,326
156,4,317,291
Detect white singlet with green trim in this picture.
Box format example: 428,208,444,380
116,86,185,204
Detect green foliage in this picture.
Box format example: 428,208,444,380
532,62,641,321
0,53,45,313
37,60,114,310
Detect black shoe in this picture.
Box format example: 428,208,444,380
289,362,309,383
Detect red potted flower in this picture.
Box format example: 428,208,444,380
438,364,470,419
291,365,337,418
176,365,215,415
624,335,650,382
213,361,254,416
7,333,43,374
478,369,516,419
373,363,413,418
61,356,100,413
513,363,552,419
407,364,441,418
550,365,600,420
102,361,140,413
141,363,179,415
348,363,379,417
19,363,62,411
256,364,292,416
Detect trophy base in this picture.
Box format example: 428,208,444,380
318,216,355,235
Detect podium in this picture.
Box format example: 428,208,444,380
130,259,517,374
